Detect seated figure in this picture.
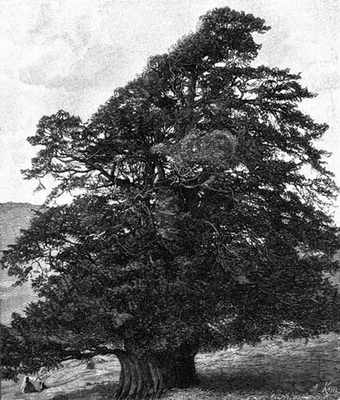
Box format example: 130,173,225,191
21,376,48,393
21,376,38,393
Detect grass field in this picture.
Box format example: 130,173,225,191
2,333,340,400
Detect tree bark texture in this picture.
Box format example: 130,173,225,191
113,346,198,399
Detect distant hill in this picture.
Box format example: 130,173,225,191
0,202,41,325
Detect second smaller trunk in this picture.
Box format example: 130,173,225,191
157,350,198,388
155,341,199,389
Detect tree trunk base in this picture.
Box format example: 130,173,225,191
113,347,198,399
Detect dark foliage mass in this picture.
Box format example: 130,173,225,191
1,7,339,388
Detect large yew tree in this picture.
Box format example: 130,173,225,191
1,6,339,397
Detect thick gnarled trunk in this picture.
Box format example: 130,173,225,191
114,350,164,400
113,345,198,399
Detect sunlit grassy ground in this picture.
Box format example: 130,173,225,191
2,333,340,400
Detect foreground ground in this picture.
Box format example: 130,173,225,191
2,333,340,400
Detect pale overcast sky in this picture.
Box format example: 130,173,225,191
0,0,339,222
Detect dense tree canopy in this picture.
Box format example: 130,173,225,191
1,6,339,391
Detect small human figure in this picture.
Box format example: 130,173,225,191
21,376,38,393
21,376,48,392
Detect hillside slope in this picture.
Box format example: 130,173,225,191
0,202,40,324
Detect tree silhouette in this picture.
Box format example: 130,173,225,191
1,7,339,398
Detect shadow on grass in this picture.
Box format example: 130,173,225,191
197,335,340,395
198,367,340,394
199,371,286,394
